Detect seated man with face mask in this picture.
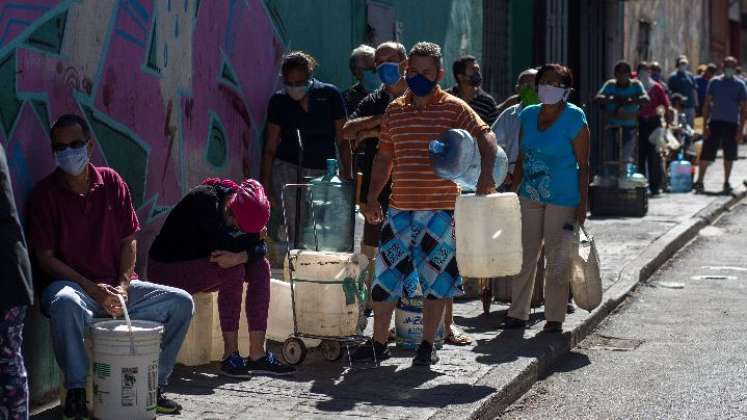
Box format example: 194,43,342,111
27,114,194,419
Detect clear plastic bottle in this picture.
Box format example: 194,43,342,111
303,159,354,252
429,129,509,189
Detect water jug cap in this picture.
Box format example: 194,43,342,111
326,159,338,175
429,140,446,155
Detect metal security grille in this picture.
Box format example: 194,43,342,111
482,0,511,101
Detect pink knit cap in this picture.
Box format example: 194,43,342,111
228,179,271,233
201,177,270,233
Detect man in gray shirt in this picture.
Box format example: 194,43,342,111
695,56,747,194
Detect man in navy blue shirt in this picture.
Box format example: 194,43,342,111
695,56,747,194
668,56,699,126
261,51,348,245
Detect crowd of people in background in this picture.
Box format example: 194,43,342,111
3,36,746,419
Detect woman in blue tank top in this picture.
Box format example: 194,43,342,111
502,64,591,333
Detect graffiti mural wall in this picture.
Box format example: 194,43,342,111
1,0,284,270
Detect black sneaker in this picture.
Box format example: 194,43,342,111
500,316,527,329
350,340,391,362
693,182,704,194
157,388,182,414
542,321,563,333
63,388,89,420
245,352,295,376
220,351,250,378
412,341,439,366
724,182,733,194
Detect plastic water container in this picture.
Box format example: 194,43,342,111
455,192,522,278
303,159,354,252
266,278,319,347
394,296,445,349
91,320,163,420
429,129,509,189
285,250,368,337
670,154,693,193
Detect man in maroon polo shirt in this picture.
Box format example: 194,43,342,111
27,114,193,419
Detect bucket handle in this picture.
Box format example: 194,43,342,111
116,294,136,355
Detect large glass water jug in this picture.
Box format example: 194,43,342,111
303,159,354,252
428,129,509,189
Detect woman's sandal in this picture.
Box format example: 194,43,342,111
445,325,473,346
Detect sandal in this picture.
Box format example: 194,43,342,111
445,325,472,346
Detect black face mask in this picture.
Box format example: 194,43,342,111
469,71,482,87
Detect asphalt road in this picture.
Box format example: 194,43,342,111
501,199,747,420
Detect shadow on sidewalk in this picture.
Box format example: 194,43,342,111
471,325,582,369
307,364,496,413
453,309,545,335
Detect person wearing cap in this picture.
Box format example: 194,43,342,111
492,68,539,187
148,177,295,378
667,55,698,126
28,114,193,418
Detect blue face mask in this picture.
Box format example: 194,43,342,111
406,73,437,97
377,62,402,86
361,69,380,92
55,145,90,176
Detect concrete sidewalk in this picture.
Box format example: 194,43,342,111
33,151,747,420
157,150,747,420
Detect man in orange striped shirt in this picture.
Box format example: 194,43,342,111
353,42,497,367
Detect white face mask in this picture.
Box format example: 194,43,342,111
284,80,312,101
638,70,651,82
54,145,90,176
537,84,568,105
678,63,688,73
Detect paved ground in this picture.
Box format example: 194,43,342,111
32,150,747,419
502,197,747,420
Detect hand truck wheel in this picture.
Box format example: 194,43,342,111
320,340,343,362
281,337,307,365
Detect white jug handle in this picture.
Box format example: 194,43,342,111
116,294,136,354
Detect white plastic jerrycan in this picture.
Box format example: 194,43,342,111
455,192,522,278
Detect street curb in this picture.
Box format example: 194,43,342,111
464,190,747,420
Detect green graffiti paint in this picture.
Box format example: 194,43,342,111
146,17,160,73
24,11,68,54
30,99,51,134
205,115,228,168
0,51,22,137
81,104,149,208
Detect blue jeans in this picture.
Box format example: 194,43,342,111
42,280,194,389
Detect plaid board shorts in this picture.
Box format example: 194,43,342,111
371,208,463,302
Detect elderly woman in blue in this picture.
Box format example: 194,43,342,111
503,64,591,333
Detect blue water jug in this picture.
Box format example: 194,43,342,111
669,153,692,193
428,129,509,189
303,159,354,252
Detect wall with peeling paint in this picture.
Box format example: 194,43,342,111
0,0,284,404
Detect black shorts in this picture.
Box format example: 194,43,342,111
702,121,738,161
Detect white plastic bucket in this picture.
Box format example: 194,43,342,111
91,319,163,420
394,297,445,349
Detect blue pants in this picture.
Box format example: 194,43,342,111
42,280,194,389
